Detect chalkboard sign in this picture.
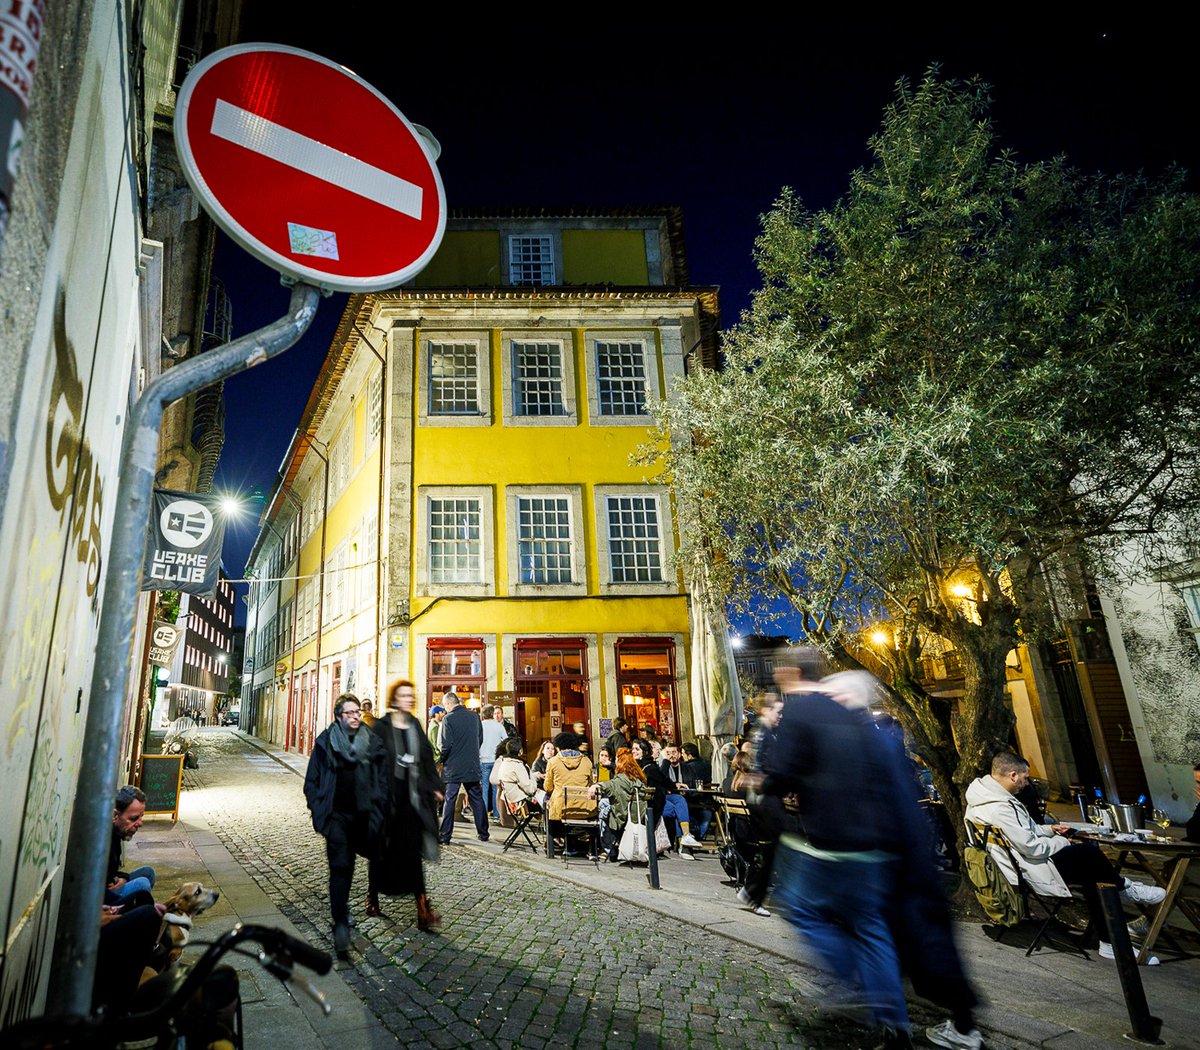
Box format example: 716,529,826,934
140,754,184,821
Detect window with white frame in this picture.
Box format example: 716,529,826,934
606,494,664,583
512,342,566,416
508,234,555,286
367,368,383,438
596,340,649,416
516,496,573,584
429,343,480,414
428,497,483,583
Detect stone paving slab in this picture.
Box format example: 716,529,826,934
127,729,1200,1049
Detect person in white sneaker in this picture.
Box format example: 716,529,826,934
965,752,1166,963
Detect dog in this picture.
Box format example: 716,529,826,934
140,881,221,982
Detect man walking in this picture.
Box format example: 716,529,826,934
304,694,388,956
438,692,489,844
760,649,913,1049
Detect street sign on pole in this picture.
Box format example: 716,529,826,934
174,43,446,292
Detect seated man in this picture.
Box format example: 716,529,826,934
107,785,156,905
680,742,713,841
965,751,1165,962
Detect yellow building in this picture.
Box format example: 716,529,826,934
245,208,720,755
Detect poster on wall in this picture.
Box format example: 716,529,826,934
550,713,561,730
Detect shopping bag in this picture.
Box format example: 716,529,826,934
618,820,649,863
654,818,671,855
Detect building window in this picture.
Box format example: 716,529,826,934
419,333,491,428
429,342,480,414
596,341,648,416
585,331,660,425
513,342,566,416
426,639,487,716
508,234,555,286
418,486,496,596
367,368,383,438
505,486,585,596
517,496,573,584
606,495,663,583
429,498,483,584
594,485,675,595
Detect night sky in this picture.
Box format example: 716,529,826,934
208,16,1198,631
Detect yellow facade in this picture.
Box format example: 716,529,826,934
248,210,719,755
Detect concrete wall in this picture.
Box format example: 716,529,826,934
0,0,149,1019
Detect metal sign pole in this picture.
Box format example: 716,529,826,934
47,283,320,1017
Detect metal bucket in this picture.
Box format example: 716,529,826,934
1107,803,1143,834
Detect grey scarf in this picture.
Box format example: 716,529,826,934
328,720,375,812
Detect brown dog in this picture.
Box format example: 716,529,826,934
141,881,221,981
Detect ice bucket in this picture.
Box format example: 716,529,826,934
1107,803,1143,834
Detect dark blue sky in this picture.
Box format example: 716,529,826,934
210,17,1198,631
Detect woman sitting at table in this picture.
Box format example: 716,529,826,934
632,738,696,855
590,749,648,860
491,736,540,820
531,740,556,786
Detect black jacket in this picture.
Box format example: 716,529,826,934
303,725,389,839
437,705,483,783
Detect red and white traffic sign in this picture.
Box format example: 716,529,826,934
175,44,445,292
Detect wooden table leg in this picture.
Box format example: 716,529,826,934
1138,854,1190,964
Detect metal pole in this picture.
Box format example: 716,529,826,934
1097,882,1163,1044
47,282,320,1017
645,796,660,890
306,439,329,754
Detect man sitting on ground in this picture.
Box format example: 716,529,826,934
965,751,1166,962
107,785,156,906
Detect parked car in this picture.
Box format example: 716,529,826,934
221,708,241,727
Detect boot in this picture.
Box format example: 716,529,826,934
364,892,382,918
416,893,441,933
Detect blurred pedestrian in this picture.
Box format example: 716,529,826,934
761,650,913,1048
367,680,444,932
303,694,388,956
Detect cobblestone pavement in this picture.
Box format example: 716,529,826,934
180,730,910,1050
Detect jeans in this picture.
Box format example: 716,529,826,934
480,762,497,820
441,780,489,843
106,865,157,904
662,794,690,837
774,843,908,1030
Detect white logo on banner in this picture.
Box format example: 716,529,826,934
160,499,213,549
152,624,179,647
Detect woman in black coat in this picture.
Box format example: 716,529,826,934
367,679,444,931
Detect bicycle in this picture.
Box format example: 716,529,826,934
2,922,332,1048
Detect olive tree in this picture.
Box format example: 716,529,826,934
650,72,1200,839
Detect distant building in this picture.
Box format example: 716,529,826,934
245,208,725,753
167,574,237,722
732,635,791,695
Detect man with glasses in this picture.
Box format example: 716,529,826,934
304,693,388,956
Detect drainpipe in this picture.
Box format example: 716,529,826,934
306,437,330,754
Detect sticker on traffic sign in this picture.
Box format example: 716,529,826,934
174,44,446,292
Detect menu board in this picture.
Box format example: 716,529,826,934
140,754,184,821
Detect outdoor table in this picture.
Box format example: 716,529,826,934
1080,831,1200,963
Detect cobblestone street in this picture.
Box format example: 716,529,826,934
178,730,862,1050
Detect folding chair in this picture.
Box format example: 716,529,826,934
968,821,1082,957
501,797,542,854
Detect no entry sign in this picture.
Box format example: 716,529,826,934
175,44,445,291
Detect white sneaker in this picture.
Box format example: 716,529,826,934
752,904,771,917
679,833,703,848
737,887,753,907
1120,879,1167,906
677,848,695,860
926,1020,982,1049
1098,941,1160,965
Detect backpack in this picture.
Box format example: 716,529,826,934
963,825,1025,925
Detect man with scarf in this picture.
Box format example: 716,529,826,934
304,693,388,956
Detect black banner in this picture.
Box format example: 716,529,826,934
142,489,225,597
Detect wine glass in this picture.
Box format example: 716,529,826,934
1151,808,1172,830
1087,804,1107,829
